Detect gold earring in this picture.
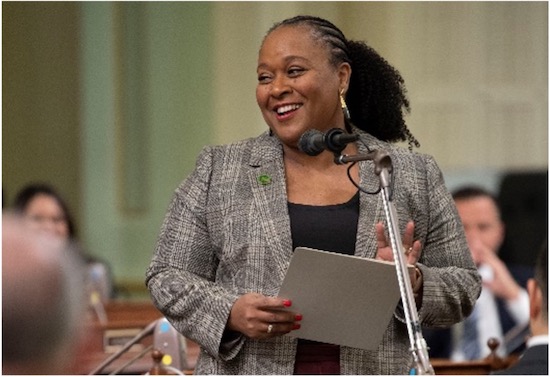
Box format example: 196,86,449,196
340,90,351,120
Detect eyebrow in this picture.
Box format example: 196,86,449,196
257,55,311,71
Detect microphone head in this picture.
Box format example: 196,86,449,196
325,128,359,153
153,318,188,370
298,129,325,156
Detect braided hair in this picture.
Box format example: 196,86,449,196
266,15,420,149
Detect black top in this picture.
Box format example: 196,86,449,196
288,191,360,255
288,191,360,348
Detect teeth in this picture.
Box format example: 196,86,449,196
276,104,301,114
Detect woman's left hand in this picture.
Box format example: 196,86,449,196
375,220,424,301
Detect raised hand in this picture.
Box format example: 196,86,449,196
375,220,421,266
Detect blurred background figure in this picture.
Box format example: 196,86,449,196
493,241,548,375
12,182,115,302
423,186,530,360
2,214,89,374
452,186,529,360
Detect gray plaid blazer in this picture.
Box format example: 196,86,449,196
146,128,481,375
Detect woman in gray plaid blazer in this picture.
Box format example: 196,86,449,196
146,15,481,375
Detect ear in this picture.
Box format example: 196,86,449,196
338,62,352,94
527,278,542,319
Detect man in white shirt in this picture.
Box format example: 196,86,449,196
450,186,530,361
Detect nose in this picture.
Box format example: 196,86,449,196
269,75,291,98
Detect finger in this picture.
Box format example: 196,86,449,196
264,320,302,337
259,308,302,327
401,221,415,249
258,296,293,310
406,239,422,265
375,222,388,248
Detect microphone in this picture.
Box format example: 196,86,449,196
298,128,359,156
88,317,188,375
89,318,160,375
87,263,109,325
153,318,188,371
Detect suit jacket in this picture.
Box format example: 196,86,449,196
146,128,481,374
422,291,528,359
492,344,548,375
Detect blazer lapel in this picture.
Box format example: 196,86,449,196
355,133,387,258
247,134,294,283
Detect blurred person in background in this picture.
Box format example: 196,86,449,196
2,214,89,374
452,186,529,360
424,186,530,360
493,241,547,375
13,182,115,301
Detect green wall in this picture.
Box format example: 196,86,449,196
80,2,214,294
4,2,214,296
3,2,81,220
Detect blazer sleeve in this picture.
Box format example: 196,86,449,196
415,154,482,327
145,145,244,361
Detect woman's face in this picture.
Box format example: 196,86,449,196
24,194,70,239
256,25,350,148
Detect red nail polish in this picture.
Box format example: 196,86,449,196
283,299,292,307
295,314,303,321
292,323,301,330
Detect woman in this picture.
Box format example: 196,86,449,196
146,15,480,374
13,183,76,239
13,183,114,301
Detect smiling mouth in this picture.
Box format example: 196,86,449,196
275,104,302,116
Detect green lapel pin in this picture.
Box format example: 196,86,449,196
257,174,272,185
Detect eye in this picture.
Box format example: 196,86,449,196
257,72,273,84
478,224,491,232
288,67,305,77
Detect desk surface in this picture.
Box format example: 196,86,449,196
78,300,199,374
79,301,517,375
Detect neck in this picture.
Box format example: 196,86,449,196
531,317,548,337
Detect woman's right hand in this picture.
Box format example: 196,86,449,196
227,292,302,339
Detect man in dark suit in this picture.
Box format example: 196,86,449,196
493,242,548,375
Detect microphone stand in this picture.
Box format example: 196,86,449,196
337,150,434,375
88,318,160,375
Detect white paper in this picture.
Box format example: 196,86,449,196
278,247,408,350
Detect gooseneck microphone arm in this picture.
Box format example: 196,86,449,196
336,147,434,375
88,319,160,375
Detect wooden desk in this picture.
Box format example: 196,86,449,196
431,354,519,375
432,358,495,375
81,304,518,375
77,300,199,375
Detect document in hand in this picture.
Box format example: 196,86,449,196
278,247,409,350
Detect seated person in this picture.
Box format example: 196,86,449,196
2,214,90,374
13,183,115,301
492,242,548,375
423,186,529,360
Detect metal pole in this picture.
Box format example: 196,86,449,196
338,151,434,375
